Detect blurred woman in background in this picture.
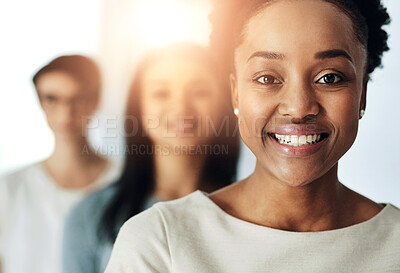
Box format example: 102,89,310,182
0,55,120,273
62,43,239,273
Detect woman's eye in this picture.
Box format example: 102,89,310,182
317,73,343,84
256,75,280,85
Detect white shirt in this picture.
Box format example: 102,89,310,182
106,190,400,273
0,160,121,273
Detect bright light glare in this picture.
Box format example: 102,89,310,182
132,0,212,48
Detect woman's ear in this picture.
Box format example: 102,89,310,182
230,73,239,111
360,75,369,114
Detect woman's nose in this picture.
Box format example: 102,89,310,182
277,80,320,119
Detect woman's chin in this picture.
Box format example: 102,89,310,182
268,165,325,188
152,139,208,156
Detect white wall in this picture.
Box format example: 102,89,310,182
340,0,400,206
0,0,102,173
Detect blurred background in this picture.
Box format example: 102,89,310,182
0,0,399,206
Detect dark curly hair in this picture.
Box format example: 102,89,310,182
210,0,391,76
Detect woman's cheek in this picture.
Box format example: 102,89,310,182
238,90,271,145
326,92,360,152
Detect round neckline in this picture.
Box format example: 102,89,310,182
195,190,393,236
37,161,112,193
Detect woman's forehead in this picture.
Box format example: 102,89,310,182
236,0,365,68
143,56,215,83
248,1,353,47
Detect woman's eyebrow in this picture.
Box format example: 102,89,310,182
246,49,354,64
314,49,353,64
246,51,285,63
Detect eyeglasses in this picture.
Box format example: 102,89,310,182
39,94,96,111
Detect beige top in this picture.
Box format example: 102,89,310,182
106,190,400,273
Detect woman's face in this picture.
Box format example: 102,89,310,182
232,0,368,186
36,71,98,140
141,54,225,148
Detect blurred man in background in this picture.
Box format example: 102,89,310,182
0,55,120,273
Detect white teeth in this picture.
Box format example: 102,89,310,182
291,135,299,146
299,135,307,146
273,133,325,146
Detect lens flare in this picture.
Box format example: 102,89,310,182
132,0,212,48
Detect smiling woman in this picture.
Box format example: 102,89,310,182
104,1,400,272
230,0,371,187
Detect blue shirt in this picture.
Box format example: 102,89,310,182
62,183,157,273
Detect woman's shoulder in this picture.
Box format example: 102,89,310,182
118,190,214,242
153,190,209,211
124,190,208,226
381,203,400,226
64,183,118,240
105,191,210,272
79,182,118,209
150,190,216,227
368,203,400,252
66,183,118,224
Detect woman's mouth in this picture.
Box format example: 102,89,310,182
167,118,198,136
268,133,329,147
265,131,330,157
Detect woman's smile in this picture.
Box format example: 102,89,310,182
264,123,331,157
266,131,330,157
166,116,199,136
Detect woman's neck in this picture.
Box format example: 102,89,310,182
212,163,382,232
250,164,345,231
153,151,206,200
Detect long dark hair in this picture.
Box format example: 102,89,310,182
99,43,240,242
